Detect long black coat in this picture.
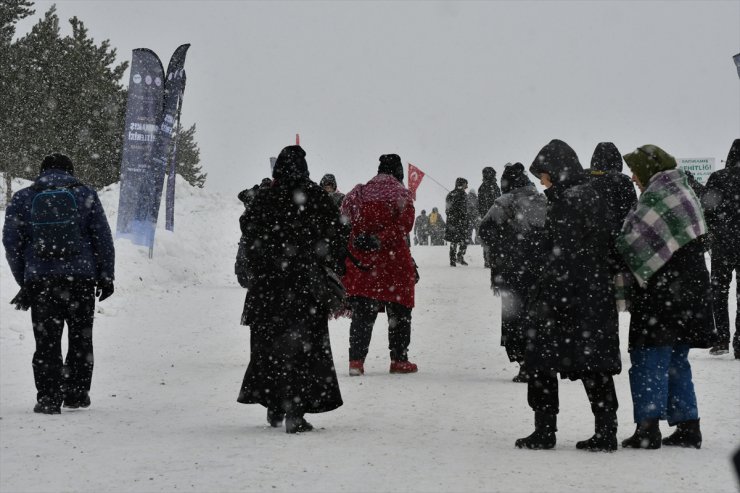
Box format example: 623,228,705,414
445,188,469,243
478,167,501,217
478,183,547,362
702,139,740,253
526,140,621,379
628,240,715,350
236,176,346,415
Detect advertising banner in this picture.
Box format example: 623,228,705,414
677,157,715,185
115,49,165,247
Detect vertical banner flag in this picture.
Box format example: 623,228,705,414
163,44,190,232
116,49,165,247
408,163,425,200
734,53,740,79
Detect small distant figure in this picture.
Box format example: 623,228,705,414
702,138,740,358
428,207,446,245
478,166,502,268
414,209,430,245
3,153,115,415
467,189,479,244
445,177,470,266
320,173,345,208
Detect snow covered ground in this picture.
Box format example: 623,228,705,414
1,178,738,493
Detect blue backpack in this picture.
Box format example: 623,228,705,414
30,183,83,259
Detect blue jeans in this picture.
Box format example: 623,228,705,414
628,345,699,425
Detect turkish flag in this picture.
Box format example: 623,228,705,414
407,163,425,200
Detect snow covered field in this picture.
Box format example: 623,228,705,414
1,178,738,493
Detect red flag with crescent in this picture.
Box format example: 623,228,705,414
408,163,425,200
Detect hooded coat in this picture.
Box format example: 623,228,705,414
525,140,621,379
445,186,470,243
478,165,548,362
237,146,345,414
478,167,502,218
702,138,740,252
341,172,416,308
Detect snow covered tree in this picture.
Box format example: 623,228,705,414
1,4,128,201
173,123,206,188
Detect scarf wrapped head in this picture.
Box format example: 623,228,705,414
622,144,676,188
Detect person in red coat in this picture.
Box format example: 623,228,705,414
341,154,419,376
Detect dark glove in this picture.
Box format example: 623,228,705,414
96,279,114,302
353,234,381,252
10,286,31,311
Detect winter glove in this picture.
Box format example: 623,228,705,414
10,286,31,311
96,279,115,302
353,234,381,252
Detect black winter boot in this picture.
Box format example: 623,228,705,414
662,419,702,449
621,418,661,449
576,412,618,452
285,414,313,434
515,412,556,450
267,408,285,428
512,363,530,383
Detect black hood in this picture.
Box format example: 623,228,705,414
482,166,497,182
500,162,532,194
530,139,585,187
590,142,623,173
726,138,740,168
272,145,309,181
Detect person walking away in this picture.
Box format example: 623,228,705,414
478,167,502,268
428,207,445,245
445,178,470,266
702,138,740,358
3,153,115,414
237,145,346,433
341,154,418,376
517,140,621,452
414,209,430,246
320,173,345,208
618,144,715,449
478,163,547,383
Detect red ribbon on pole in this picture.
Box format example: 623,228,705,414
296,133,300,145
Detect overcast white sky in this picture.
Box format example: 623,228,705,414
16,0,740,213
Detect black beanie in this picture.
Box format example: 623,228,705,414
455,177,468,189
40,153,74,175
378,154,404,182
500,162,531,194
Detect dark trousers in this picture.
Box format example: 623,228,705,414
449,242,467,262
30,279,96,405
527,370,618,416
349,297,411,362
710,246,739,352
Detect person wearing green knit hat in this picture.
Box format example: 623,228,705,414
622,145,678,191
617,144,715,450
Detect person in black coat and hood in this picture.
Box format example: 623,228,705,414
445,177,470,266
478,167,502,267
478,163,547,382
516,139,622,452
703,138,740,358
236,145,347,433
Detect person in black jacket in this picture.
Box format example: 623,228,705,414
478,163,547,383
236,145,346,433
478,167,502,268
3,153,115,414
445,178,470,266
516,140,621,452
703,138,740,358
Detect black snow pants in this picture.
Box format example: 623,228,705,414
527,370,618,416
349,296,411,362
29,279,96,406
710,245,739,353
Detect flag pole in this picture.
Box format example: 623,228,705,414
422,172,450,192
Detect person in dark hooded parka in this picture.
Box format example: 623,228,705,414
478,167,502,268
702,138,740,358
516,140,621,452
618,145,715,449
236,145,346,433
445,178,470,266
478,163,547,383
